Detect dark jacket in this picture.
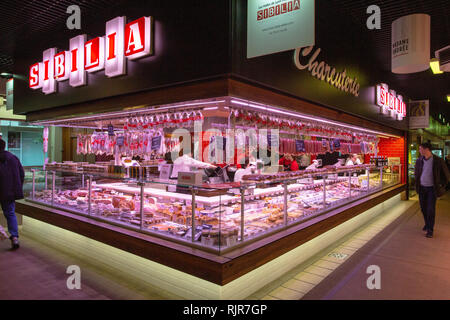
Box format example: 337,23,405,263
0,151,25,201
415,155,450,197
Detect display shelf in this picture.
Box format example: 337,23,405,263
15,184,409,287
26,165,394,253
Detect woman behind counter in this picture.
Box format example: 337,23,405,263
279,154,299,171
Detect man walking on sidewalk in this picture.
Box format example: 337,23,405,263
414,142,450,238
0,139,24,249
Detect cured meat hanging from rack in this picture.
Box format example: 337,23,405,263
77,135,83,155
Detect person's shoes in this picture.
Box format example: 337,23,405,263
422,225,427,231
426,231,433,238
10,237,20,250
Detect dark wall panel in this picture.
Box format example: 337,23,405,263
231,0,408,131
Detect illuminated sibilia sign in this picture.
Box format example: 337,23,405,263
376,83,407,120
29,16,153,94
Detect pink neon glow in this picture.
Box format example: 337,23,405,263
230,98,399,138
35,99,226,125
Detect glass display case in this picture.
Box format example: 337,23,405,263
24,164,400,254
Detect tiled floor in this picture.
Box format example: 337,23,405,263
253,192,450,300
0,231,171,300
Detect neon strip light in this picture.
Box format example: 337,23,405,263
230,98,400,138
35,100,226,125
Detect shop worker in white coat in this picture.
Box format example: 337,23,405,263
170,153,216,179
345,154,361,166
234,162,257,183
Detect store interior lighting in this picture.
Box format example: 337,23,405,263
32,96,401,140
33,98,227,126
429,58,443,74
230,98,401,139
0,72,13,78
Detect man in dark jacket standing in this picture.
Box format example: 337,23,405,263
0,139,24,249
414,142,450,238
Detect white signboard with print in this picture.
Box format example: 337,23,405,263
409,100,429,129
391,14,430,74
247,0,315,58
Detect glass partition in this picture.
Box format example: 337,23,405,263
23,164,400,253
382,164,402,188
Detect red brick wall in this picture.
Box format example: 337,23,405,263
377,137,406,183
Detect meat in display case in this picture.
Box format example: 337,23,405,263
25,164,399,253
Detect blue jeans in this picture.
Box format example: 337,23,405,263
418,186,437,233
1,200,19,238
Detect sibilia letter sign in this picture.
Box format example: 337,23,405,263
29,16,153,94
376,83,407,120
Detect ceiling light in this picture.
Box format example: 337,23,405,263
430,58,443,74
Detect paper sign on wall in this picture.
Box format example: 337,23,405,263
409,100,429,129
333,139,341,149
116,136,124,146
6,79,13,110
295,139,305,152
151,136,162,151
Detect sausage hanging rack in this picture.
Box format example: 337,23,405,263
226,108,378,143
31,96,399,140
31,97,227,129
228,97,400,140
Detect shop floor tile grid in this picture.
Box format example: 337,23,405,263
3,195,444,300
248,199,418,300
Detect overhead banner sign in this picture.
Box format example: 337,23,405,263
376,83,406,120
409,100,429,129
247,0,315,59
29,16,154,94
391,14,430,74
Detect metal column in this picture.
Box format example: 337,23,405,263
139,181,144,231
31,169,36,200
191,187,196,243
283,182,288,226
240,187,245,242
51,171,56,206
88,175,92,215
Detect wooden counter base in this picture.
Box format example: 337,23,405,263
16,184,406,286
